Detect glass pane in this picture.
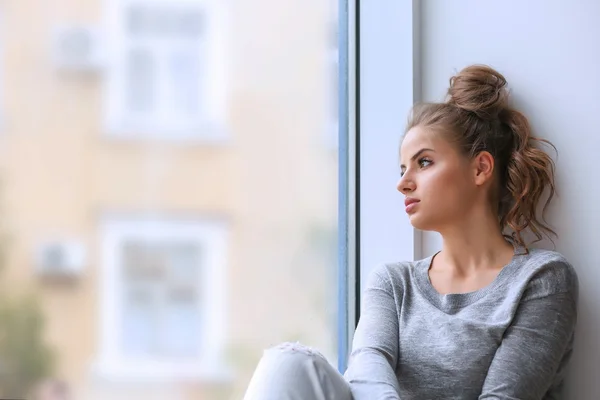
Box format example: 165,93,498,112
122,286,159,356
122,241,202,359
169,50,201,115
1,0,342,398
128,4,204,38
168,242,201,283
122,242,165,281
163,288,202,357
127,48,155,113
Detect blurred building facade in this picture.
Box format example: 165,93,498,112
0,0,338,398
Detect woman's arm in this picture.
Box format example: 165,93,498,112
344,265,402,400
479,262,579,400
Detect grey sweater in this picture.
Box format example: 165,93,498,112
344,248,578,400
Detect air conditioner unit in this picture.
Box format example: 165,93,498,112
52,25,105,71
35,240,86,278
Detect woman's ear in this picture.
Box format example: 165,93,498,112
473,151,495,186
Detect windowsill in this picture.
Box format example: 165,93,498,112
90,358,234,383
103,121,232,146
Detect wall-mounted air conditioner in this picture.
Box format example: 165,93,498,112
35,239,86,278
52,25,105,71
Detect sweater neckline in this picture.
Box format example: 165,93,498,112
414,245,528,313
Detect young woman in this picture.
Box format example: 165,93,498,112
244,65,578,400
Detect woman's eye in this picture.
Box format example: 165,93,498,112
418,158,432,168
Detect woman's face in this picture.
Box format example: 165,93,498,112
398,126,482,232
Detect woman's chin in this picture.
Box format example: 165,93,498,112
407,213,433,231
407,213,422,228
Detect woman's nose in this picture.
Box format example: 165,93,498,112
397,175,416,194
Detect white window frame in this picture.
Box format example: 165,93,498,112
103,0,230,142
93,216,230,382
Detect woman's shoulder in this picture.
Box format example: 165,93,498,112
517,248,579,300
367,257,431,290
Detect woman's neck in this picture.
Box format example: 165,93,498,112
436,211,515,276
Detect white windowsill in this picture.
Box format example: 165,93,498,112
103,120,231,146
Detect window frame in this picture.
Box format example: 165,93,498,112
94,216,230,382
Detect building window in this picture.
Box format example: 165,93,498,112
96,217,229,381
105,0,229,140
120,241,203,358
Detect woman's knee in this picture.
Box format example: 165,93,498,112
244,342,352,400
258,342,329,377
268,342,329,362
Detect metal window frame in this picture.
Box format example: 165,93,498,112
336,0,359,373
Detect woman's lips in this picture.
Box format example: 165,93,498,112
404,198,420,213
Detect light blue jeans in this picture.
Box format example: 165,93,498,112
244,342,353,400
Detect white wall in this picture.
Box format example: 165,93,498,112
419,1,600,398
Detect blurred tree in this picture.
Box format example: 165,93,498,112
0,294,56,397
0,185,56,397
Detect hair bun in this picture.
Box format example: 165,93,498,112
447,65,508,119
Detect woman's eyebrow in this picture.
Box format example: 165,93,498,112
400,148,435,168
